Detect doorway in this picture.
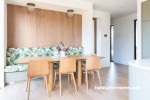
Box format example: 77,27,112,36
93,18,101,56
134,19,137,60
110,25,114,62
93,18,97,54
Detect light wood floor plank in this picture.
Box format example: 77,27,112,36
0,63,128,100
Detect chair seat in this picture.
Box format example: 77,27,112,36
5,63,59,73
82,66,98,72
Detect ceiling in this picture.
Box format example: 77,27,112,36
7,0,137,19
82,0,137,19
7,0,86,14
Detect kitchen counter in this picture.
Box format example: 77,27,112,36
129,59,150,70
129,59,150,100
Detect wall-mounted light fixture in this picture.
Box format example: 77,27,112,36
27,3,36,12
67,9,74,17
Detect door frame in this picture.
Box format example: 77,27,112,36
110,25,114,62
93,18,97,54
134,19,137,60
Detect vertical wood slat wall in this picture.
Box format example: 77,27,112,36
7,4,82,48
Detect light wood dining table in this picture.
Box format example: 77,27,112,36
17,55,105,92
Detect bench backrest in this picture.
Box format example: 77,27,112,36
6,47,84,66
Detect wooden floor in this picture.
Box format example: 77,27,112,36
0,63,128,100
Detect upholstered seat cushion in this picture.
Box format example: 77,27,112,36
5,47,84,73
4,63,60,73
4,65,28,73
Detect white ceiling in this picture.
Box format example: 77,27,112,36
82,0,137,19
7,0,86,14
7,0,137,19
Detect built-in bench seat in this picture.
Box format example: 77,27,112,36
5,47,84,83
5,64,28,73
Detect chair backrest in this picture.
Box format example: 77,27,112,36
28,60,49,78
86,56,101,71
59,58,76,74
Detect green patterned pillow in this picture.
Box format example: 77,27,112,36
6,47,84,66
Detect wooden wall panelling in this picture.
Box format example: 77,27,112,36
7,4,82,48
36,9,57,47
75,15,82,47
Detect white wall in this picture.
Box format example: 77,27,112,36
93,10,111,67
33,0,92,11
82,10,94,55
97,19,101,57
112,13,137,65
0,0,7,88
137,0,146,59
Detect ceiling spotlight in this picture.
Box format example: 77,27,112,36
27,3,36,12
67,9,74,17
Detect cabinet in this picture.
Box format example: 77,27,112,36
142,0,150,21
142,0,150,58
142,21,150,58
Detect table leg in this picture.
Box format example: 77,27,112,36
77,60,82,86
49,63,53,91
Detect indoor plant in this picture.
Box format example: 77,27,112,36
57,42,69,57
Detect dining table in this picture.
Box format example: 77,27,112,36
17,55,105,92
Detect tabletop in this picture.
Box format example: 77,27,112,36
17,55,105,64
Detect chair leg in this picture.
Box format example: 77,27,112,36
96,70,102,87
54,71,57,88
72,73,77,93
59,74,62,96
26,77,29,92
28,78,31,100
93,71,94,82
85,72,86,83
86,71,88,90
68,74,70,84
44,76,46,88
71,74,73,80
45,76,50,96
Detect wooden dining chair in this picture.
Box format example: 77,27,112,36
82,56,102,90
26,60,50,100
82,54,97,81
54,58,77,96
